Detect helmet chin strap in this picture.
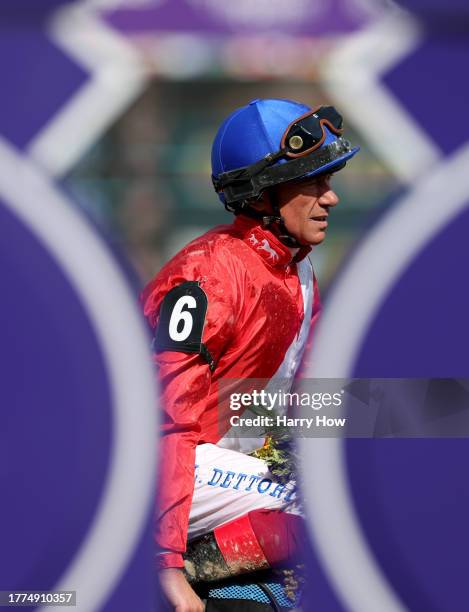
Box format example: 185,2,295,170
261,189,304,248
261,214,302,248
237,190,305,248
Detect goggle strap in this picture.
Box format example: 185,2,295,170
212,148,287,191
218,138,352,205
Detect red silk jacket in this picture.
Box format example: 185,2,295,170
141,215,321,569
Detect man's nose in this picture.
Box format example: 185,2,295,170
319,187,339,208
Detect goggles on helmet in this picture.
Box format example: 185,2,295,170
212,106,351,207
281,106,343,157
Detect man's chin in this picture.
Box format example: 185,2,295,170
303,231,326,246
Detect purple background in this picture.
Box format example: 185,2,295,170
324,0,469,610
0,200,111,591
349,206,469,607
1,0,468,609
106,0,380,36
0,1,153,609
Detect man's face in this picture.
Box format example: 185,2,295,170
274,174,339,246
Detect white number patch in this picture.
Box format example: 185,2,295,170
168,295,197,341
154,281,208,355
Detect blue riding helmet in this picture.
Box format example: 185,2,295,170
211,98,359,209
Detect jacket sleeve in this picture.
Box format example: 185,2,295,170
142,259,238,570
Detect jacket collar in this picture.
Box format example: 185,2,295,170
233,215,311,268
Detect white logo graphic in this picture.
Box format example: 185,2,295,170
248,233,260,246
258,239,279,262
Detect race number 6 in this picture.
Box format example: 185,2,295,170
168,295,196,341
154,281,208,353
